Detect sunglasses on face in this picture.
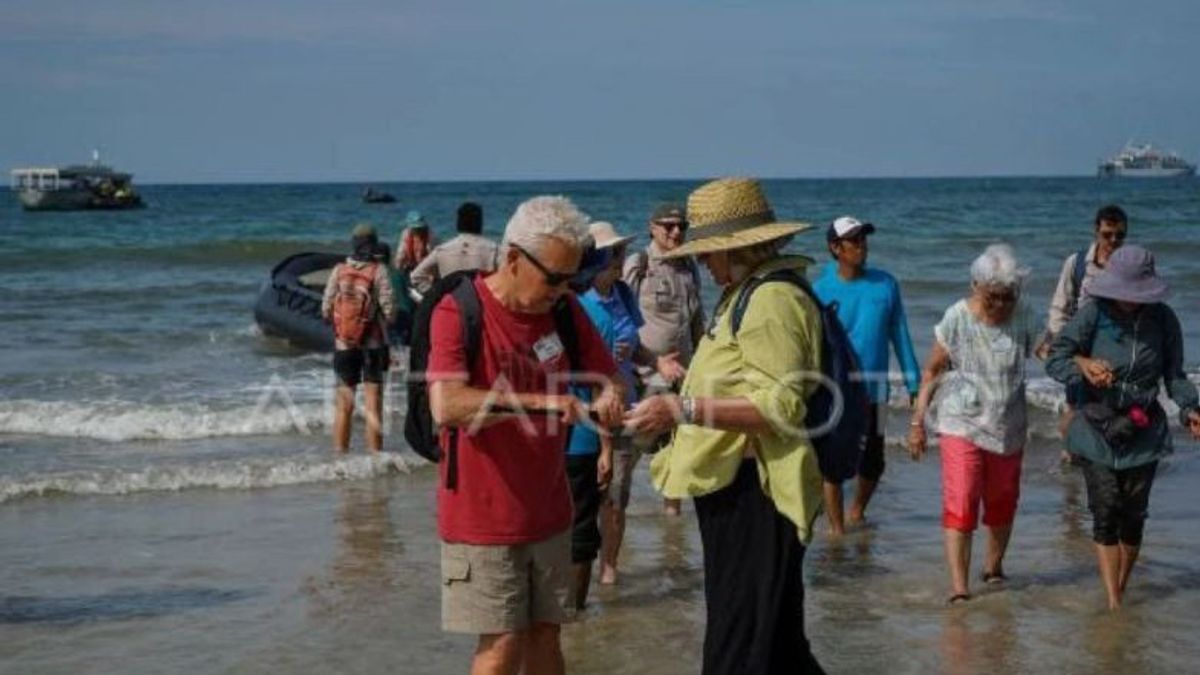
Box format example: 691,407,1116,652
653,220,688,232
511,243,577,287
1098,230,1127,242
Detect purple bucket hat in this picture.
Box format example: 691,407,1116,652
1087,245,1170,304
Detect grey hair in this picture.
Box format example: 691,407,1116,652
501,196,591,255
970,243,1029,289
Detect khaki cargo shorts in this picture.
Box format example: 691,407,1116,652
441,529,574,634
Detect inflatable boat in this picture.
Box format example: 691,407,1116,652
254,252,342,352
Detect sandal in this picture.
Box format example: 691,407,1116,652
947,593,972,605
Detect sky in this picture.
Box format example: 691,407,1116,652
2,0,1198,183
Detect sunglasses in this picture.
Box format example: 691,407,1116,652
1099,230,1127,242
653,220,688,232
512,243,577,287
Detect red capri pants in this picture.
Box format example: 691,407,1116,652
940,435,1023,532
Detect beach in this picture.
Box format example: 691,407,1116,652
2,177,1199,673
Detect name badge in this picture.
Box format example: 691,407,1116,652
532,332,565,364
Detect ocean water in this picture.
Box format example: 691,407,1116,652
1,178,1198,673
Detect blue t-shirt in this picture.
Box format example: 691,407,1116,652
812,262,921,404
566,283,643,456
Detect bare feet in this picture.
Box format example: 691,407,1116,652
599,563,617,585
663,498,681,517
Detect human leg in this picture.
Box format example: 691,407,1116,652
694,461,824,674
822,480,846,537
848,404,885,524
599,444,638,584
566,455,602,609
1079,459,1124,609
1115,462,1158,595
332,348,365,452
980,449,1023,580
940,436,983,599
360,346,389,452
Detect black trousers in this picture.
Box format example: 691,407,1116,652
566,454,603,563
1080,459,1158,546
694,461,825,675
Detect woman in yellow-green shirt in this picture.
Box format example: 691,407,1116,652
625,178,826,675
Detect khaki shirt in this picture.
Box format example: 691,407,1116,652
622,241,705,364
409,234,499,293
649,255,823,543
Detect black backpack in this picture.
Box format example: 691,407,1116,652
729,269,870,483
404,270,582,489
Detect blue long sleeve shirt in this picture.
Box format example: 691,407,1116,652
812,263,921,404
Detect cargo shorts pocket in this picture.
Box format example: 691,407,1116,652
442,556,470,585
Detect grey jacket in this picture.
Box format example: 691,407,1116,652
1045,300,1198,469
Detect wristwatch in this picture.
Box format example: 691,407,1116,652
680,396,697,425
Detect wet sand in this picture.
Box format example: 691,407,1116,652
3,414,1199,674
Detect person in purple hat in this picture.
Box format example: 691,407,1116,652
1045,245,1200,610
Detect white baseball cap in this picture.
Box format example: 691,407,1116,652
826,216,876,242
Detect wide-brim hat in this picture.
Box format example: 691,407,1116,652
1087,244,1170,304
660,178,811,259
404,210,429,229
588,221,635,250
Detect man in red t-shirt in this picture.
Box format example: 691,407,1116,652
428,196,622,675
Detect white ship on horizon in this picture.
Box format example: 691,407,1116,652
1098,141,1195,178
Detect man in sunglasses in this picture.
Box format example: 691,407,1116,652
426,196,623,675
1039,204,1129,359
623,203,705,516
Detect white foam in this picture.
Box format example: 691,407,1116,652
0,398,328,441
0,452,416,503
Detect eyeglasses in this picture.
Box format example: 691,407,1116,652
983,289,1018,305
511,243,577,287
652,220,688,232
1098,230,1127,242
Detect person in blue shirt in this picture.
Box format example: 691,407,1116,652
812,216,921,536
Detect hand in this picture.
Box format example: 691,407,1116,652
541,394,591,425
1076,357,1115,389
1035,342,1051,361
624,394,682,436
655,352,687,384
597,451,612,490
590,383,625,429
614,341,633,362
1188,410,1200,440
907,422,927,461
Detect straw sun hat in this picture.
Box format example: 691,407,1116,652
659,178,812,259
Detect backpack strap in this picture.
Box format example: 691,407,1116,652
627,251,650,295
730,268,812,338
1068,246,1090,315
443,276,482,491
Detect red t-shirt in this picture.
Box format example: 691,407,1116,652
427,276,619,544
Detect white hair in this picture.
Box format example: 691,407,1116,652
502,196,591,254
970,243,1029,288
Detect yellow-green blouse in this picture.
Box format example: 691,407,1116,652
650,255,824,543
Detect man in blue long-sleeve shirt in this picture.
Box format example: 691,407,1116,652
813,217,921,536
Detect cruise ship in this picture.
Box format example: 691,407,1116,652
1097,141,1196,178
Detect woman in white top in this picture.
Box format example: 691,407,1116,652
908,244,1039,604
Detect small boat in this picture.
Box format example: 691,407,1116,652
362,187,397,204
254,252,342,352
254,252,417,352
1098,141,1196,178
10,151,145,211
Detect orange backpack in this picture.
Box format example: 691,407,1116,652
331,262,379,347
